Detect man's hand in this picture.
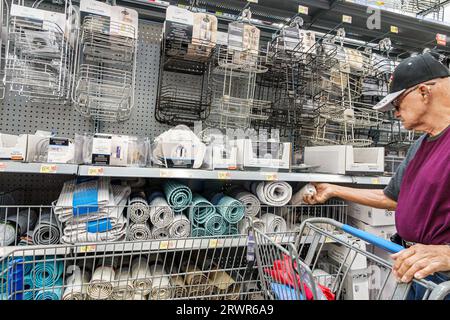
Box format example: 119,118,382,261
391,244,450,282
303,183,336,205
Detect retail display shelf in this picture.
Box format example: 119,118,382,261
0,162,78,175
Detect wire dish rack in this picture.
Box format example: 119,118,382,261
72,9,138,122
4,1,75,102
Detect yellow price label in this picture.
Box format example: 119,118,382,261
342,15,352,24
298,5,309,15
79,245,96,253
376,1,385,5
217,171,231,180
209,239,219,248
87,167,104,176
159,169,172,178
247,0,258,3
264,173,278,181
371,178,381,185
325,238,335,243
390,26,399,33
0,162,6,171
40,164,57,174
159,241,169,250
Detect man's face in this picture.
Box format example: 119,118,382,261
394,87,428,130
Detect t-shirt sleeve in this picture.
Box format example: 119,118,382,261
383,135,426,202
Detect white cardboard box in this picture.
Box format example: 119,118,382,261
347,202,395,226
327,240,368,270
366,245,397,300
0,133,27,161
342,269,370,300
348,217,397,241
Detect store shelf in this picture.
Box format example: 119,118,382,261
0,162,78,175
0,246,70,258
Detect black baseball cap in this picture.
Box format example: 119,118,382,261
373,52,450,111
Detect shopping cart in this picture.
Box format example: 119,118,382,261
252,218,450,300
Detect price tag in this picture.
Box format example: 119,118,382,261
298,5,309,15
215,11,223,16
209,239,219,248
168,240,177,249
263,173,278,181
436,33,447,46
40,164,57,174
0,162,6,172
87,167,104,176
376,1,385,5
247,0,258,3
342,15,352,24
325,237,335,243
371,178,381,185
159,169,172,178
217,171,231,180
390,26,398,34
79,245,96,253
159,241,169,250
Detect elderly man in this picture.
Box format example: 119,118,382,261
303,52,450,298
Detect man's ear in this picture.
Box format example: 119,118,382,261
418,84,431,102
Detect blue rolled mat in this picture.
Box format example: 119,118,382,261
204,214,227,236
31,259,64,288
188,194,216,226
211,194,245,224
163,181,193,213
227,224,239,235
23,275,35,300
34,279,63,300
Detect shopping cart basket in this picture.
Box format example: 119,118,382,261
252,218,450,300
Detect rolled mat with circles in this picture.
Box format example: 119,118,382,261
127,193,150,224
228,190,260,217
131,258,152,295
188,194,216,226
0,209,38,246
87,266,115,300
211,194,245,225
260,213,287,233
32,211,61,245
63,271,90,300
163,181,192,213
252,181,292,207
204,214,227,236
127,223,152,241
191,227,209,237
147,192,174,228
227,225,239,235
149,265,172,300
31,259,64,288
34,279,63,300
151,226,169,240
184,265,208,287
239,218,265,234
112,270,134,300
171,275,186,298
168,214,191,238
23,275,35,300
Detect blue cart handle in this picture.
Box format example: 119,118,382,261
341,224,405,254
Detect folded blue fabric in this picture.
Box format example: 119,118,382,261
86,218,113,233
31,259,64,288
270,282,304,300
72,182,99,216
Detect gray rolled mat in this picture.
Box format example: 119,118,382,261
168,214,190,238
147,193,174,228
204,214,227,236
32,211,61,245
151,226,170,240
0,209,38,246
188,194,216,226
127,193,150,223
163,181,192,213
228,189,260,217
127,223,152,241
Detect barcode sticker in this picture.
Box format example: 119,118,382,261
40,164,57,174
87,167,104,176
159,241,169,250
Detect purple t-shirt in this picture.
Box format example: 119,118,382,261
395,127,450,244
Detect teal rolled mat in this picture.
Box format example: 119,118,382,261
0,263,7,294
211,194,245,225
189,194,216,226
192,227,209,237
163,181,193,213
23,275,35,300
31,259,64,288
227,225,239,235
34,279,63,300
204,214,227,236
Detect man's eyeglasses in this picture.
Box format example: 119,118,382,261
392,81,436,111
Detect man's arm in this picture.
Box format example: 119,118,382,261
303,183,397,210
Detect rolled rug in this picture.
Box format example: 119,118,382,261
131,258,152,295
0,209,38,246
23,275,35,300
112,270,134,300
151,226,169,240
228,190,260,217
127,223,152,241
127,192,150,224
163,181,192,213
208,271,235,293
149,264,172,300
32,211,61,245
87,266,115,300
260,213,287,233
171,275,186,298
290,183,317,205
34,279,63,300
238,218,265,235
31,259,64,288
148,192,174,228
204,214,227,236
211,194,245,225
253,181,292,207
62,266,90,300
184,265,208,288
61,216,127,243
188,194,216,226
127,292,147,300
168,214,191,238
191,227,209,237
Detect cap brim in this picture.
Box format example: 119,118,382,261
373,89,405,111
